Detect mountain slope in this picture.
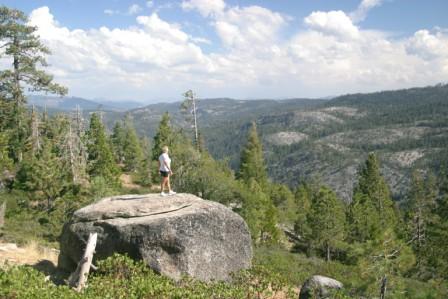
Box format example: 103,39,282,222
104,84,448,201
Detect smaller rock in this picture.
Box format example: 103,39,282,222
299,275,343,299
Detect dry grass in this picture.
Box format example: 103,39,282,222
119,173,142,189
0,240,59,268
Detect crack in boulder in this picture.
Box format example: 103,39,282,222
99,204,192,220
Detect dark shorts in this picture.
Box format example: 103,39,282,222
160,171,169,177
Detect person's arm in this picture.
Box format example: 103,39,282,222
162,155,172,174
163,160,172,174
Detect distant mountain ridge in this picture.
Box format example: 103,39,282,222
27,95,144,112
117,84,448,201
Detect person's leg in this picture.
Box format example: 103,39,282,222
161,176,168,193
166,175,171,192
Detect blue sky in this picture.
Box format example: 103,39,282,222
2,0,448,102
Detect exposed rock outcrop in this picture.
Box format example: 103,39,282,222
299,275,343,299
58,193,252,281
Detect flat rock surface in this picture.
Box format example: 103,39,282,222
59,193,252,282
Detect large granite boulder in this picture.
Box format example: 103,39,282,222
299,275,343,299
58,193,252,281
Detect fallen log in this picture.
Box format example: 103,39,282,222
68,232,97,292
0,200,5,230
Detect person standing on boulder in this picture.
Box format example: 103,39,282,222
158,146,176,196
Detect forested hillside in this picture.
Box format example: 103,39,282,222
65,84,448,201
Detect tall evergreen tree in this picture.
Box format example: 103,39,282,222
122,115,143,172
294,183,313,249
0,6,67,161
111,121,126,164
85,113,119,183
14,138,64,210
240,179,279,244
152,112,174,161
133,136,151,186
238,122,268,188
307,186,346,261
405,171,436,269
349,153,397,242
423,194,448,279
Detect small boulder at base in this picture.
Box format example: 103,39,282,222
299,275,343,299
58,193,252,282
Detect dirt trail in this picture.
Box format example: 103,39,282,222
0,241,59,267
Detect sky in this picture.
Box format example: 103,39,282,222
2,0,448,103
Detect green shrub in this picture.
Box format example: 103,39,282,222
0,254,296,299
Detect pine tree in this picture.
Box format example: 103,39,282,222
423,194,448,279
122,115,143,172
359,229,416,298
133,136,151,186
405,171,436,269
14,138,64,210
238,122,268,188
152,112,174,161
307,186,346,261
85,113,119,183
348,192,381,242
240,179,279,244
0,6,67,161
111,121,126,165
350,153,397,240
294,183,313,249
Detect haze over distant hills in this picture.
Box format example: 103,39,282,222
27,95,144,112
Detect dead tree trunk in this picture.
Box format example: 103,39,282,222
380,275,387,299
68,232,97,292
0,200,6,230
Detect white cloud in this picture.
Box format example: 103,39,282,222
304,11,359,39
350,0,383,23
127,4,143,15
406,29,448,61
23,5,448,101
181,0,225,17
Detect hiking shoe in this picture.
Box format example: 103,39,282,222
160,192,167,197
168,191,177,196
